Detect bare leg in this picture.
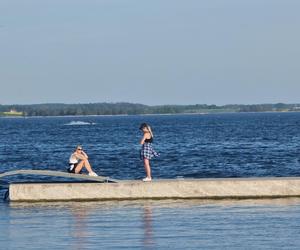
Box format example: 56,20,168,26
75,159,93,174
143,159,152,179
74,161,84,174
82,159,93,173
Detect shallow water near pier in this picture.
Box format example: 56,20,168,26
1,113,300,249
1,199,300,249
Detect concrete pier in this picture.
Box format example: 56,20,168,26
8,177,300,202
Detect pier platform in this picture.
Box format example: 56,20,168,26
8,177,300,202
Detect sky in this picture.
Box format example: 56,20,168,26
0,0,300,105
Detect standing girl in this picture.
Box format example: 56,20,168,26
139,123,159,181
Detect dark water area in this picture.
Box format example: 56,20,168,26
1,113,300,249
1,112,300,181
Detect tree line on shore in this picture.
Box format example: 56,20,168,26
0,102,299,116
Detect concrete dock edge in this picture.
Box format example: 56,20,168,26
9,177,300,202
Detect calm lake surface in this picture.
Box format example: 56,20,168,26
1,113,300,249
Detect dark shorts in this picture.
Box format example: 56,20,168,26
68,163,78,173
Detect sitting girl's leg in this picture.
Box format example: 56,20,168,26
82,159,93,173
74,161,85,174
74,159,97,176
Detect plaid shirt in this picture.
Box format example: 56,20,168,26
140,143,159,160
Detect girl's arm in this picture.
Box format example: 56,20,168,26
140,133,151,145
81,150,88,159
75,152,87,160
140,134,147,145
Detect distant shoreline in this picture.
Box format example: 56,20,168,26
1,110,300,119
0,102,300,117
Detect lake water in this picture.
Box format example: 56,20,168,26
1,113,300,249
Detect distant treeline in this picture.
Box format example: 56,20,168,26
0,103,300,116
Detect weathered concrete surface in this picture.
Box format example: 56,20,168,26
9,177,300,201
0,170,116,183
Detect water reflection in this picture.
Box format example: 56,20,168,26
142,206,154,248
8,197,300,210
70,205,89,250
3,198,300,249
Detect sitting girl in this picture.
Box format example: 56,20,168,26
68,145,98,176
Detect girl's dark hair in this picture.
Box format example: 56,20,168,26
139,123,148,130
139,123,154,137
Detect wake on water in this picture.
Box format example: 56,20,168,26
64,121,96,126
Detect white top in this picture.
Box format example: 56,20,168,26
69,153,79,164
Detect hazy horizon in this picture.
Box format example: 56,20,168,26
1,0,300,105
1,101,300,107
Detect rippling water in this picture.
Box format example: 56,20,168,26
1,199,300,249
1,113,300,249
1,112,300,180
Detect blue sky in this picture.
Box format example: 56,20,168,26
0,0,300,105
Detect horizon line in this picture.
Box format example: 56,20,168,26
1,102,300,106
